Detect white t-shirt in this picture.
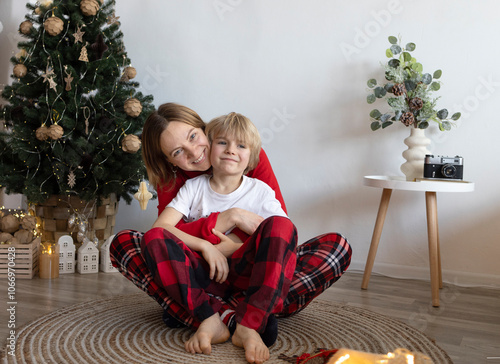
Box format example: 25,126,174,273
167,174,288,224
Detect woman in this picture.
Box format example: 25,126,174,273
110,103,352,362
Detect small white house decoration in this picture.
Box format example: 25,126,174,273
58,235,76,274
100,234,118,273
77,239,99,274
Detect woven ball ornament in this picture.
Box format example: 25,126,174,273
0,233,13,244
14,229,32,245
121,134,141,153
124,98,142,117
36,125,50,141
13,64,28,78
80,0,100,16
1,215,20,234
121,66,137,82
48,124,64,140
21,215,37,231
44,16,64,36
19,20,33,35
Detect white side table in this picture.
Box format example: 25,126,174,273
361,175,475,307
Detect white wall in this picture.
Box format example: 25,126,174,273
1,0,499,287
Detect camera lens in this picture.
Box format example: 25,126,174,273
441,164,457,178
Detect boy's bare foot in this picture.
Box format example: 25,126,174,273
232,323,270,363
184,313,230,355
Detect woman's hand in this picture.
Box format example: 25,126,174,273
215,208,263,235
212,229,243,258
199,241,229,284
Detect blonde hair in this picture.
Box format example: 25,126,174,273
205,112,261,173
142,103,205,189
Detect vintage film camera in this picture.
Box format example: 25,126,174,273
423,155,464,180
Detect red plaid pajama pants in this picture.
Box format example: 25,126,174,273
141,216,297,332
110,219,351,330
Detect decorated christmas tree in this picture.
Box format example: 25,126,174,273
0,0,154,206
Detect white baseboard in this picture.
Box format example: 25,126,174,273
349,259,500,289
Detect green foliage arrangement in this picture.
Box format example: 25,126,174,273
366,36,460,132
0,0,154,204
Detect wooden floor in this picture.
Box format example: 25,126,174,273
0,271,499,364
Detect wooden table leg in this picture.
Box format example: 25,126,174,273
361,188,392,290
425,191,440,307
437,214,443,289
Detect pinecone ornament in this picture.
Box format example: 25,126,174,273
409,97,424,110
400,112,415,126
392,83,407,96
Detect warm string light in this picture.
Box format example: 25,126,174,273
0,206,41,241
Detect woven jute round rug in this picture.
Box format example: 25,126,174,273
1,293,451,364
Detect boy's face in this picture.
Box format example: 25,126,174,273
210,134,251,177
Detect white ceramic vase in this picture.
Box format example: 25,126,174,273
400,127,431,181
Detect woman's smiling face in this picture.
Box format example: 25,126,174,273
160,121,211,172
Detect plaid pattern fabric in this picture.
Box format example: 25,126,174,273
140,216,297,333
227,216,297,332
278,232,351,317
110,223,351,329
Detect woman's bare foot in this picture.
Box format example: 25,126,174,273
184,313,230,355
232,323,270,363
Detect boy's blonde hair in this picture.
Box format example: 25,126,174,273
205,112,261,172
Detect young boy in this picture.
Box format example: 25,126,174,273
166,112,287,247
149,112,294,364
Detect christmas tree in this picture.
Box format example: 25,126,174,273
0,0,154,205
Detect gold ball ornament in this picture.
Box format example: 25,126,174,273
0,232,13,244
124,98,142,117
21,215,37,231
16,49,28,60
44,16,64,36
14,229,32,244
1,215,20,234
48,124,64,140
13,64,28,78
122,134,141,153
36,125,50,141
80,0,100,16
41,0,54,7
121,66,137,82
19,20,33,35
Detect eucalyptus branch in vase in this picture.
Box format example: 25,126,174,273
366,35,461,132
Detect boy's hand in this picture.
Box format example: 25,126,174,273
212,229,243,258
200,241,229,283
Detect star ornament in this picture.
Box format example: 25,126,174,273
41,65,55,83
73,24,85,44
48,77,58,92
107,12,120,26
90,33,108,60
134,181,153,210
